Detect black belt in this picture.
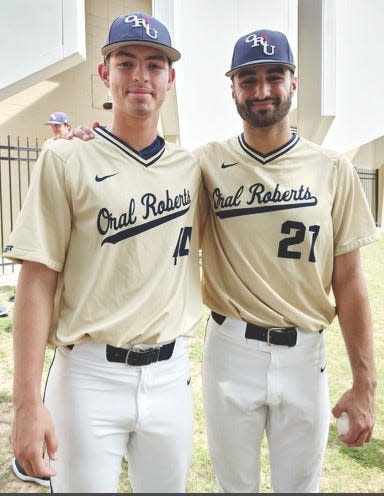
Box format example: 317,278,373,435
65,341,176,366
106,341,176,366
211,311,297,347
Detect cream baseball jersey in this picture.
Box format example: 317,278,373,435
195,133,380,331
4,128,203,346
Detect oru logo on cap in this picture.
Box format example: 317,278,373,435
225,29,295,77
101,11,181,61
123,14,158,40
245,32,276,55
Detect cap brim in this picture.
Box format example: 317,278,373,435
225,60,296,77
101,40,181,62
44,121,67,125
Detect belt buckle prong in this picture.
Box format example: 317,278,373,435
125,349,133,365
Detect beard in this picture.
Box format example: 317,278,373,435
234,92,293,128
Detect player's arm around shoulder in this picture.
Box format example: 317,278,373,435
331,248,377,447
12,260,59,478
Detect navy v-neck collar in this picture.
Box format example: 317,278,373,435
238,132,300,164
95,126,165,167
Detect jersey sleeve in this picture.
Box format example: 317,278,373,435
3,146,72,271
332,155,380,255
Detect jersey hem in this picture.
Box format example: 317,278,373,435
2,250,62,272
334,231,381,256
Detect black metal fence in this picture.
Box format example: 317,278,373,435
0,137,381,274
0,136,42,275
356,167,379,226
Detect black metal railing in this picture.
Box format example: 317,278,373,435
0,136,42,274
356,167,379,226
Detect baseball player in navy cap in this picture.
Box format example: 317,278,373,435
44,111,71,141
195,28,378,492
5,12,202,493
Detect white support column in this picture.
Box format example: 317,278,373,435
297,0,336,143
152,0,180,143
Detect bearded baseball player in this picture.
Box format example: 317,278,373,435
5,13,202,493
195,29,379,492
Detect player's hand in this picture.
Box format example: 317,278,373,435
65,122,99,141
332,386,375,447
12,400,58,478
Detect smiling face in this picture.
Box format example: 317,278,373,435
231,64,297,129
98,44,175,120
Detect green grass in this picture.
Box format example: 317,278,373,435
0,234,383,492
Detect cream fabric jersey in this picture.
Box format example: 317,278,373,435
5,128,203,346
195,133,380,331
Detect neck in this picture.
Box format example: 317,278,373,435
243,119,293,154
110,112,160,150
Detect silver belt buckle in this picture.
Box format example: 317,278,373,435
266,327,285,345
125,346,160,365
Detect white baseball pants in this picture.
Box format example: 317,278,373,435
202,314,330,493
44,337,193,493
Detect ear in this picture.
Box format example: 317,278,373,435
231,82,236,101
98,62,110,88
167,67,176,91
290,74,297,95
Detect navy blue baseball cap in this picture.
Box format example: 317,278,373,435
226,29,295,77
101,12,181,62
44,112,70,125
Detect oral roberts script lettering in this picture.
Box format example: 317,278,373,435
97,189,191,245
213,182,317,219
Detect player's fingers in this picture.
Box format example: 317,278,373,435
45,427,58,462
339,422,371,447
30,457,56,477
331,404,344,418
18,451,55,478
71,125,95,140
365,425,374,442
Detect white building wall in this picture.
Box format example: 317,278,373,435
322,0,384,153
0,0,86,100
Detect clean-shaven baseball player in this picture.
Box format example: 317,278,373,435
5,12,202,493
43,111,72,143
195,29,379,492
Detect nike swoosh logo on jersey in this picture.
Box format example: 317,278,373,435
221,162,238,169
320,364,326,373
95,172,119,182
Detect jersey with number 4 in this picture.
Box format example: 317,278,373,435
195,133,379,331
5,128,203,346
